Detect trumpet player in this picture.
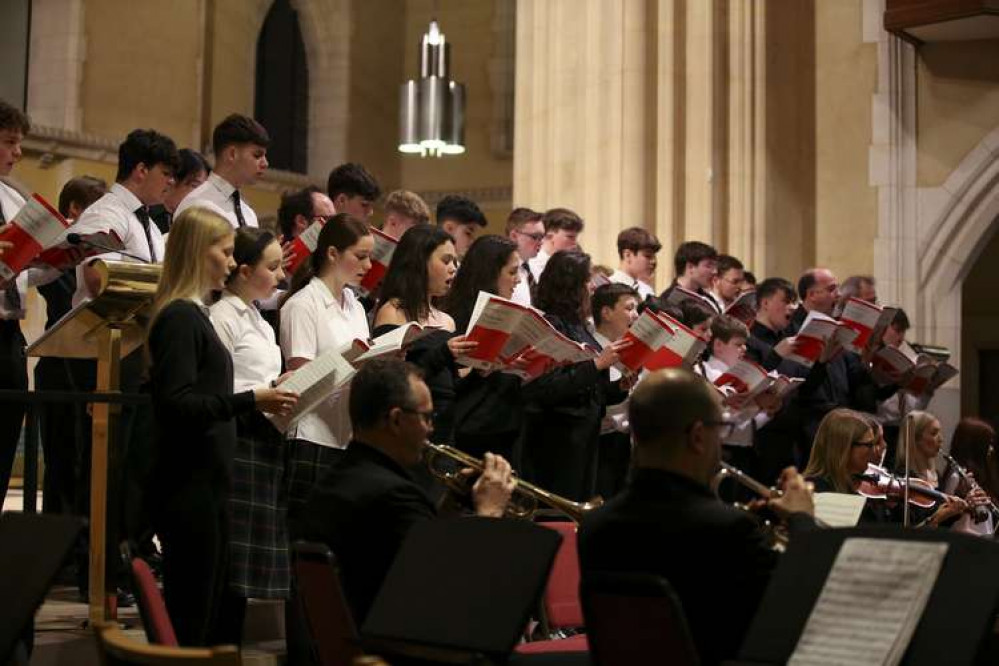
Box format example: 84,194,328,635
578,368,816,665
291,358,516,627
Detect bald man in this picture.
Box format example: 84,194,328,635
578,369,815,665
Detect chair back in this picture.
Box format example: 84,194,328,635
537,521,583,629
122,543,178,647
292,541,364,666
93,622,240,665
581,572,700,666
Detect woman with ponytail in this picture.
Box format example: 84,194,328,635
208,226,293,642
279,213,373,513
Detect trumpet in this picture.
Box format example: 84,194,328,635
424,442,603,523
711,462,788,551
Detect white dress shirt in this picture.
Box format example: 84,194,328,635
594,329,630,435
510,262,533,307
707,289,728,314
175,173,259,229
0,182,27,320
210,292,282,393
70,183,165,307
527,248,550,283
280,277,369,449
609,269,655,301
700,355,770,448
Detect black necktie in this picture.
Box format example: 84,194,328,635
523,262,536,291
134,205,157,262
231,190,247,228
0,203,20,313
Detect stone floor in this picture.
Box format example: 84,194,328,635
5,488,288,665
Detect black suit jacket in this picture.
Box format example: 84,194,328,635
578,468,812,665
293,440,437,625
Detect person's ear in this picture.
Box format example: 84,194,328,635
687,421,708,455
600,305,613,324
326,245,340,265
238,264,253,282
388,406,404,432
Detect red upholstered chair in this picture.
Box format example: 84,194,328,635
291,541,364,666
581,572,699,666
122,543,178,647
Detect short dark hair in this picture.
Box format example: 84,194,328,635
327,162,381,201
176,148,210,183
212,114,270,155
592,283,638,327
891,307,910,332
716,254,744,276
757,277,795,304
710,314,749,344
839,275,875,299
436,194,487,228
277,186,321,239
116,129,180,182
505,207,543,234
743,270,757,286
797,269,819,301
677,299,714,329
0,99,30,134
673,241,718,276
349,358,424,430
617,227,662,258
542,207,584,234
57,176,107,217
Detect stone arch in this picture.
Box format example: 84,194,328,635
251,0,350,179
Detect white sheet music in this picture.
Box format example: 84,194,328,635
269,349,356,432
788,538,948,666
813,493,868,528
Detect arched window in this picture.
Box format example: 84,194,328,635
255,0,309,173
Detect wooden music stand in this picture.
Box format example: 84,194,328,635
26,259,159,624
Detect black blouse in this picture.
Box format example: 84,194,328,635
147,299,256,495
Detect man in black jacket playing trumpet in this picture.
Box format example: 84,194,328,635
578,368,816,665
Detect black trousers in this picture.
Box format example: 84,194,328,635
155,483,233,647
0,320,27,507
35,357,78,515
595,431,631,501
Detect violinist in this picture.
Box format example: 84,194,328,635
803,408,894,523
893,410,972,528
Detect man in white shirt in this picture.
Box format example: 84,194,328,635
436,194,487,260
0,99,31,506
175,114,270,229
505,207,544,306
277,186,337,241
528,207,584,282
327,162,381,221
380,189,430,240
591,283,640,498
610,227,661,302
708,254,746,313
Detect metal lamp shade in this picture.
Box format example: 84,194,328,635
418,76,448,153
398,81,422,153
441,81,466,154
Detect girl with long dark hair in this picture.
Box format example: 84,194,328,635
146,207,296,646
441,235,523,459
521,250,629,501
280,213,372,511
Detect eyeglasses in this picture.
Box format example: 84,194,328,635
698,420,736,439
401,408,434,426
851,439,876,449
516,230,545,242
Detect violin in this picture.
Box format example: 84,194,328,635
852,464,953,509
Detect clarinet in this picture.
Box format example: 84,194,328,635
941,453,999,524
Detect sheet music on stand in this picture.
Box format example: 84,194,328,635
788,538,948,666
813,493,868,528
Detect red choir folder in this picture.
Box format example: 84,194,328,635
779,311,859,367
285,219,325,275
644,311,708,370
838,297,897,356
360,227,399,292
0,194,71,280
870,342,958,396
714,359,771,397
616,310,676,371
725,290,758,327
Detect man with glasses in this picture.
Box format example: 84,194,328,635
277,186,336,241
294,358,515,625
505,207,544,305
708,254,746,312
578,368,814,665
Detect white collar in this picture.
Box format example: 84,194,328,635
311,277,341,308
208,172,237,199
220,291,252,313
110,183,144,213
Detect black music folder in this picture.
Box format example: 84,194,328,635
361,517,562,664
733,526,999,666
0,513,86,662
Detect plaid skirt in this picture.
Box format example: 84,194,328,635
285,439,345,519
228,411,290,599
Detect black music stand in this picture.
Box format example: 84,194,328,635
361,517,562,664
733,526,999,666
0,513,86,663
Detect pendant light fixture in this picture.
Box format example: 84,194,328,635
399,19,466,157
